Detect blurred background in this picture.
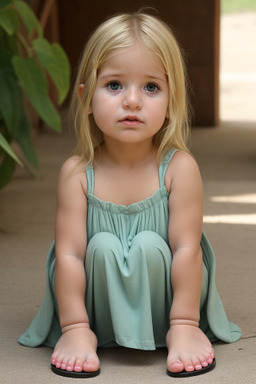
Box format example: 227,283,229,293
220,0,256,123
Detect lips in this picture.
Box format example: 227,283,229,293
119,115,142,125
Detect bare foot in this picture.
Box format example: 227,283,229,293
166,324,214,374
51,325,100,373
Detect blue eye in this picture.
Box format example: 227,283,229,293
145,83,159,93
108,82,121,91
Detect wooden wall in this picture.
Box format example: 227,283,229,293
56,0,220,126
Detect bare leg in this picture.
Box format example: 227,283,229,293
166,322,214,374
51,323,100,373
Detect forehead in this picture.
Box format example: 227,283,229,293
98,44,166,77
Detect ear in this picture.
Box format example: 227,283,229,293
78,84,84,102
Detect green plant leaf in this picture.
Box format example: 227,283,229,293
0,7,19,35
16,109,39,170
0,0,12,9
0,152,16,189
33,38,70,104
17,135,39,170
12,56,61,132
0,51,23,136
13,0,42,38
0,132,22,165
1,28,19,53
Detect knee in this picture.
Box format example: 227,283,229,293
131,231,170,254
86,232,121,266
130,231,172,266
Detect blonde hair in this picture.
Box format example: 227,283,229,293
71,11,191,167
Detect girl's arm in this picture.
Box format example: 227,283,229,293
167,151,204,324
54,157,89,330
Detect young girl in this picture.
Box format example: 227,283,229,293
19,11,241,378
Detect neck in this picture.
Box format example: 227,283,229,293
98,139,158,167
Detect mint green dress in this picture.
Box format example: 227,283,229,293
18,149,241,349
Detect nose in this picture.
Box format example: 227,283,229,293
123,86,142,110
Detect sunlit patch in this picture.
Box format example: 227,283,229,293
211,194,256,204
221,73,256,83
203,214,256,225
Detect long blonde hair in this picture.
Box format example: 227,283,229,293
71,11,191,167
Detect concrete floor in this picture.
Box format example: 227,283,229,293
0,12,256,384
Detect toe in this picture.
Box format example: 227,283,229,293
65,358,76,372
83,357,100,372
201,360,209,367
60,362,67,370
74,359,83,372
192,357,202,371
201,352,211,366
206,352,214,364
51,351,57,364
183,359,196,372
55,358,63,369
51,351,64,369
167,357,185,373
208,347,215,360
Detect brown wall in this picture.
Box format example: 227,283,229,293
56,0,220,126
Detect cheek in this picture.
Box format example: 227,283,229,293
153,99,169,121
91,90,107,110
91,94,116,116
162,100,169,120
90,97,112,129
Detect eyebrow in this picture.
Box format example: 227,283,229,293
98,72,167,83
98,73,121,80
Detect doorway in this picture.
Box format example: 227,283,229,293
220,1,256,122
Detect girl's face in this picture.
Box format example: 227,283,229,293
89,44,169,146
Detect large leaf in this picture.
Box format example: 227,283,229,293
12,56,61,132
0,152,16,189
33,38,70,104
16,109,39,170
1,27,19,53
0,0,12,9
0,51,23,136
0,7,18,35
13,0,42,38
0,132,22,165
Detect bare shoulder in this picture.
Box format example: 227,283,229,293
58,156,88,198
59,156,86,178
165,150,202,193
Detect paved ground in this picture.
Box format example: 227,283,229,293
0,11,255,384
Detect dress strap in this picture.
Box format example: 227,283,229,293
159,149,178,188
86,150,178,194
85,165,94,195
